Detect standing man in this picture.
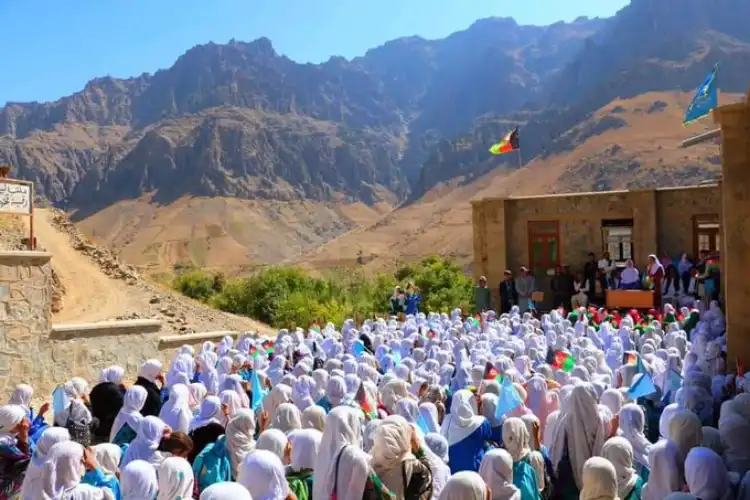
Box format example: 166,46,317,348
499,270,518,314
515,266,536,314
474,276,491,313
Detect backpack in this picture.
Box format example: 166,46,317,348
513,455,540,500
287,470,313,500
192,436,233,493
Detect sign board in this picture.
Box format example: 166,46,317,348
0,180,32,215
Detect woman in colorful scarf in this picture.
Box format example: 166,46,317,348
647,255,665,308
0,405,32,500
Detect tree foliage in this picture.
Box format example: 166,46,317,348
173,256,473,328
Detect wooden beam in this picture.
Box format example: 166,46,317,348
680,128,721,148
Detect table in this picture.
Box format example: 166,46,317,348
606,290,654,309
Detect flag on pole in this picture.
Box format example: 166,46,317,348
552,351,576,373
495,376,523,420
251,370,266,410
627,372,657,400
684,64,719,125
489,127,520,156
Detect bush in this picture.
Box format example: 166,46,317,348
172,256,473,328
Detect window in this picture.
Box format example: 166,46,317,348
601,219,634,263
528,221,560,271
694,214,720,256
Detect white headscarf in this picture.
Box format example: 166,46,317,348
98,366,125,385
21,427,70,500
602,437,639,500
226,409,256,477
158,383,192,434
685,447,732,500
301,405,326,432
44,441,94,499
110,386,148,442
238,449,289,500
8,384,34,410
219,390,241,426
438,471,488,500
288,428,322,471
666,409,703,462
138,359,163,384
190,396,222,431
188,383,207,412
55,381,93,427
156,456,195,500
121,460,158,500
121,416,167,468
0,404,26,445
580,456,620,500
313,406,367,500
199,482,253,500
618,403,651,470
642,440,683,500
719,395,750,474
441,389,485,445
92,443,121,477
370,415,417,498
271,402,302,434
256,429,288,462
479,449,522,500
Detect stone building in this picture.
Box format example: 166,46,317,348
471,184,721,309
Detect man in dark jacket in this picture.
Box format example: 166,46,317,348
499,270,518,314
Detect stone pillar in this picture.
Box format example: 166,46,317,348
630,190,658,269
0,251,53,393
713,90,750,364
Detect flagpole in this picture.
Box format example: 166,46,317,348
516,148,523,169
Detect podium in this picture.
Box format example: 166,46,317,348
606,290,654,309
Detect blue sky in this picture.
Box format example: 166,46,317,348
0,0,629,105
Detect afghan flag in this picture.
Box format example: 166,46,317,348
262,339,275,355
623,352,638,366
552,351,576,373
489,127,520,156
355,382,376,420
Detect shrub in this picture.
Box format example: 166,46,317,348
172,256,472,328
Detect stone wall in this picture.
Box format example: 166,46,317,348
0,250,243,399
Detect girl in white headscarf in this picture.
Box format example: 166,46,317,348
120,460,158,500
54,379,93,428
301,405,326,432
257,429,289,463
439,471,489,500
92,443,122,495
199,482,253,500
158,383,192,434
524,376,558,437
272,403,303,434
719,394,750,474
293,376,317,412
121,416,168,468
440,389,492,474
685,447,733,500
285,428,322,499
618,404,651,480
0,404,32,496
238,449,289,500
157,456,194,500
580,457,619,500
502,417,545,498
666,409,703,463
21,427,70,500
8,383,49,441
110,385,148,445
263,384,293,422
602,437,644,500
45,441,114,499
549,383,613,494
135,359,163,418
601,389,625,416
219,390,241,426
197,352,220,396
370,415,433,499
188,396,225,463
226,409,256,479
313,406,395,500
479,448,522,500
188,383,207,413
642,440,683,500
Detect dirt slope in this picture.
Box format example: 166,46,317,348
31,209,272,333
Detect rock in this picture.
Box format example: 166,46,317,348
149,296,160,304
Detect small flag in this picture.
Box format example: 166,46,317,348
495,377,523,420
623,352,639,366
355,382,376,419
353,340,365,356
417,413,431,434
627,372,657,400
52,384,69,421
489,127,520,156
552,351,576,373
249,345,259,358
684,64,719,126
262,339,275,355
251,370,265,410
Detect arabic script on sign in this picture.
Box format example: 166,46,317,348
0,181,31,215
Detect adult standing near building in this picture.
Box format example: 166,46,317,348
474,276,491,313
515,267,536,314
499,270,518,314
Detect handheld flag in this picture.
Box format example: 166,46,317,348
417,413,431,434
552,351,576,373
495,376,523,420
251,370,265,410
52,384,69,421
627,372,657,400
489,127,520,156
353,340,365,356
684,64,718,125
355,382,376,419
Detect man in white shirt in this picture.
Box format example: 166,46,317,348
598,252,615,288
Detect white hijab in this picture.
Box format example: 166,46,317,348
685,447,733,500
121,460,158,500
226,409,256,478
370,415,417,498
198,482,253,499
617,403,651,470
92,443,121,477
98,366,125,385
602,437,639,500
21,427,70,500
256,429,289,462
441,389,485,445
110,386,148,442
288,428,322,471
238,449,289,500
479,449,522,500
301,405,326,432
55,380,92,426
272,402,302,434
0,404,26,446
158,384,192,434
138,359,162,384
156,456,195,500
190,396,222,431
580,456,620,500
439,471,488,500
642,440,683,500
45,441,112,500
121,416,167,468
8,384,34,411
313,406,367,500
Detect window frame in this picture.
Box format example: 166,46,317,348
693,213,721,256
527,220,561,271
601,219,634,264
